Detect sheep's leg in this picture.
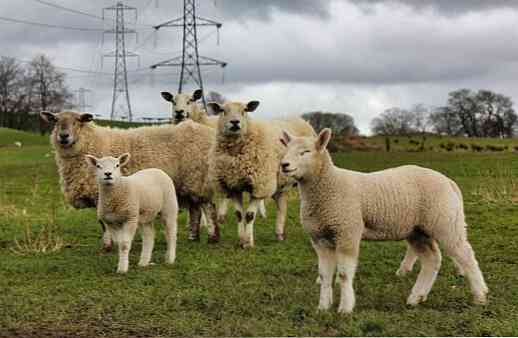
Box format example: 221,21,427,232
450,256,465,276
202,202,220,244
217,198,229,225
313,242,336,311
188,204,202,241
138,224,155,267
396,242,418,276
273,193,288,241
442,239,488,304
113,221,138,274
258,199,267,219
407,236,442,306
99,220,113,252
336,246,359,314
231,193,246,246
243,198,261,248
163,210,178,265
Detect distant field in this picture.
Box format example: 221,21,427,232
0,128,517,337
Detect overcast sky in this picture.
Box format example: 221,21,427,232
1,0,518,133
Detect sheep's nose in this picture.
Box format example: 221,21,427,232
230,120,240,125
175,110,184,115
59,133,69,139
104,172,112,177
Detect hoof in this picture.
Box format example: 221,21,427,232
396,266,412,277
208,235,220,244
188,233,200,242
217,217,226,225
239,241,253,249
276,233,285,241
116,269,128,274
99,244,113,254
473,293,488,305
407,293,427,306
337,307,353,315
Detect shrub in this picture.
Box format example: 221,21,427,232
471,144,484,152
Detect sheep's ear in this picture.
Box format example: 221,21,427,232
119,153,131,167
192,89,203,102
161,92,174,103
85,155,98,167
78,113,93,123
40,111,57,123
245,101,260,112
280,130,293,147
207,102,223,115
315,128,332,152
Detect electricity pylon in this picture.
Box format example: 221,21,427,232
74,87,92,112
150,0,227,109
103,2,138,121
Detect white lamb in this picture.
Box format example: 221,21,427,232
280,128,488,313
86,153,179,274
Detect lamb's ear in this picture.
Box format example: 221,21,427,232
40,111,57,123
78,113,93,123
315,128,332,152
119,153,131,167
85,155,98,168
192,89,203,102
161,92,174,103
280,130,293,147
245,101,260,112
207,102,223,115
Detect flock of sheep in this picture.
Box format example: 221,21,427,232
39,89,488,314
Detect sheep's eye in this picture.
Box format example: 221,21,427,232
116,164,120,168
96,164,101,169
300,150,310,156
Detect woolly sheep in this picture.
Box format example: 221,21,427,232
207,100,316,248
40,111,220,249
161,90,218,128
280,128,488,313
85,154,178,273
161,89,267,224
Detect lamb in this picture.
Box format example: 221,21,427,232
85,154,178,273
40,111,220,249
207,100,316,247
161,89,267,224
280,128,488,313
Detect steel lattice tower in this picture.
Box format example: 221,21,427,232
74,87,92,112
150,0,227,109
103,2,138,121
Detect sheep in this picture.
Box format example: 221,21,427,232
85,154,178,273
207,100,316,247
280,128,488,313
40,111,220,250
161,90,218,128
161,89,267,224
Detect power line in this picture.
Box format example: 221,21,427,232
0,15,104,31
32,0,103,20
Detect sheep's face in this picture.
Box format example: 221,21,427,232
85,154,131,186
40,111,93,150
280,129,332,180
161,90,203,124
208,101,260,137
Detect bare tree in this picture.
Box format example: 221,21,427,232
370,107,416,136
302,111,359,136
0,57,31,129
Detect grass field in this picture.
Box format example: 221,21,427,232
0,129,517,337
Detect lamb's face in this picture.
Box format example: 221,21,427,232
280,129,332,180
209,101,260,137
40,111,93,150
85,154,130,186
161,89,203,124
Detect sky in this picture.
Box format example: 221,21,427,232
1,0,518,133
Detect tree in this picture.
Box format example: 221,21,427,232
0,57,31,129
370,107,416,136
431,89,517,138
302,111,359,136
28,54,72,134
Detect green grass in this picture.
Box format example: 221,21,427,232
0,129,517,336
